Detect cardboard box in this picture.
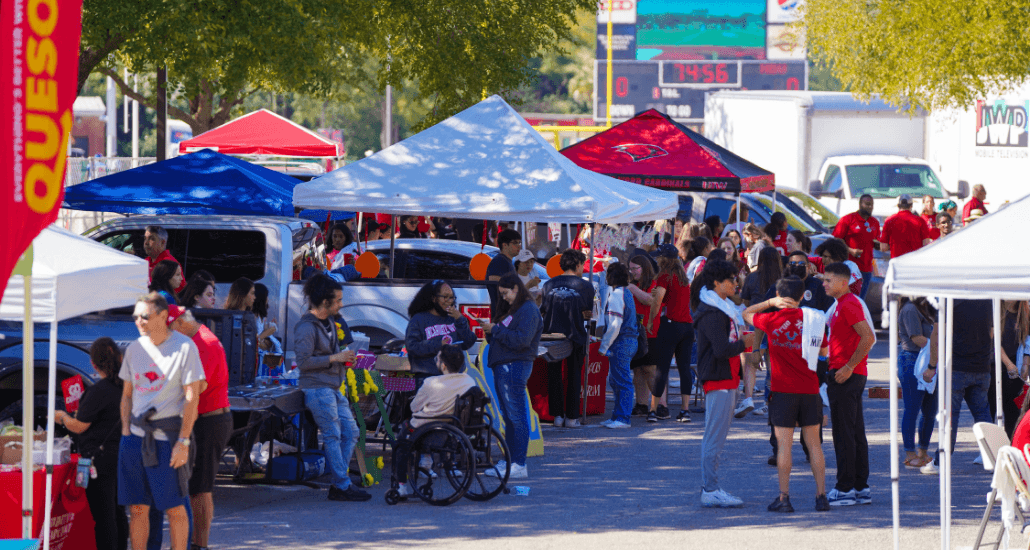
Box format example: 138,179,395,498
374,355,410,372
0,433,48,465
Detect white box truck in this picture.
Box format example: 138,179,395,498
704,91,968,219
928,82,1030,209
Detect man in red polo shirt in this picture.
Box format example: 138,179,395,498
962,184,988,222
879,194,930,260
145,225,186,293
832,194,879,299
168,305,231,550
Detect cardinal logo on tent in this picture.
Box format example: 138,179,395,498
612,144,669,162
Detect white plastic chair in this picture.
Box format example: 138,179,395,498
972,423,1013,549
993,446,1030,550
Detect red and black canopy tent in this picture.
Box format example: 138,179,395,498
560,109,774,194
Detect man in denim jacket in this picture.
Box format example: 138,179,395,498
294,274,371,502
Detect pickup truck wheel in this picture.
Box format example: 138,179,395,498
0,395,68,434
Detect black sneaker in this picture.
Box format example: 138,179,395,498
676,409,691,422
631,404,649,417
767,455,777,466
328,485,372,502
767,495,794,513
815,494,831,512
646,410,658,423
655,405,671,420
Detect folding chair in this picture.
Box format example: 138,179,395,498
972,423,1012,549
993,446,1030,550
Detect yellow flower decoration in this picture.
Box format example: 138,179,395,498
335,321,346,342
376,456,384,470
363,473,375,486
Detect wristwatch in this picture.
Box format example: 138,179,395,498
177,437,191,447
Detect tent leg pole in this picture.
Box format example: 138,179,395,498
21,274,33,539
888,299,900,550
43,309,58,549
993,299,1004,428
936,296,947,550
943,297,955,550
389,216,397,279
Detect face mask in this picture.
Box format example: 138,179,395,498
787,264,808,279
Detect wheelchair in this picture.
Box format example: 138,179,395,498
384,386,511,506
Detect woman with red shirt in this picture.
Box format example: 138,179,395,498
627,255,660,417
646,244,696,423
920,195,941,240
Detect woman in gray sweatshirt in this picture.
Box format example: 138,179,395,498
478,273,542,479
404,280,477,382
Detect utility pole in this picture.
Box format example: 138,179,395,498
156,66,167,160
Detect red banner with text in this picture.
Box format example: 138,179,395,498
0,0,84,302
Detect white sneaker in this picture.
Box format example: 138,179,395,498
553,416,565,428
921,461,939,475
734,397,755,418
397,483,414,497
565,418,581,428
599,419,614,427
508,463,528,479
752,405,768,416
483,460,507,478
701,489,744,508
606,420,631,429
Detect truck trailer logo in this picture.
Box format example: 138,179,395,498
976,99,1029,147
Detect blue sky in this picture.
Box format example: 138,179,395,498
636,0,766,17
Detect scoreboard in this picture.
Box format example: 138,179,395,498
594,60,807,124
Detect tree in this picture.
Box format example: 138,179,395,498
79,0,594,135
802,0,1030,111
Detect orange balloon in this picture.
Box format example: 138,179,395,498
546,255,563,278
354,251,381,278
469,253,492,281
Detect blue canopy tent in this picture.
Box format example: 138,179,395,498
62,149,300,216
297,210,356,223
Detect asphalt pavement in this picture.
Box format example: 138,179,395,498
204,335,1021,550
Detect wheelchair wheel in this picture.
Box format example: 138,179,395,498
464,425,511,501
384,489,400,505
407,423,474,506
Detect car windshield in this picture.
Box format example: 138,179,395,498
845,164,945,199
750,195,823,234
782,191,839,231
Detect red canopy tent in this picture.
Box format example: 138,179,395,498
177,109,344,158
560,109,774,194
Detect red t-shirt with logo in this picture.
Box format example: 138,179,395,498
633,281,659,338
770,230,788,255
828,293,869,376
193,325,231,414
753,309,820,394
832,212,880,273
880,210,929,259
920,213,941,240
703,355,741,392
655,273,692,323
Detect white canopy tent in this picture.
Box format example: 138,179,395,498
293,95,680,224
884,193,1030,550
0,225,148,544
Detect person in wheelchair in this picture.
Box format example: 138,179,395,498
393,344,476,497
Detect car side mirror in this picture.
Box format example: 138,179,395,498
807,180,823,197
834,188,844,199
955,180,970,200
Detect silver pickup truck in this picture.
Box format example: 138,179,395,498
85,216,549,351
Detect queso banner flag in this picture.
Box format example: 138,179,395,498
0,0,84,302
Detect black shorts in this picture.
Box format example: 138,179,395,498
189,412,233,495
630,337,657,368
769,392,823,428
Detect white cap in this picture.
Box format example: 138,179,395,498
514,249,534,263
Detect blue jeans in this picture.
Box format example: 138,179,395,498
950,370,993,452
898,348,937,452
860,271,872,300
491,361,534,465
607,337,637,423
303,387,360,490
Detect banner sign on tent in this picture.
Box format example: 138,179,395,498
0,0,85,303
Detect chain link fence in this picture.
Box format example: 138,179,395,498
59,157,157,234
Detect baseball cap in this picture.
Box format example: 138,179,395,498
514,249,534,263
651,243,679,259
898,194,913,207
166,305,185,325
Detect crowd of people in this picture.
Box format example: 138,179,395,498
57,185,1030,549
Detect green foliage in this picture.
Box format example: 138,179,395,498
79,0,594,135
802,0,1030,111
